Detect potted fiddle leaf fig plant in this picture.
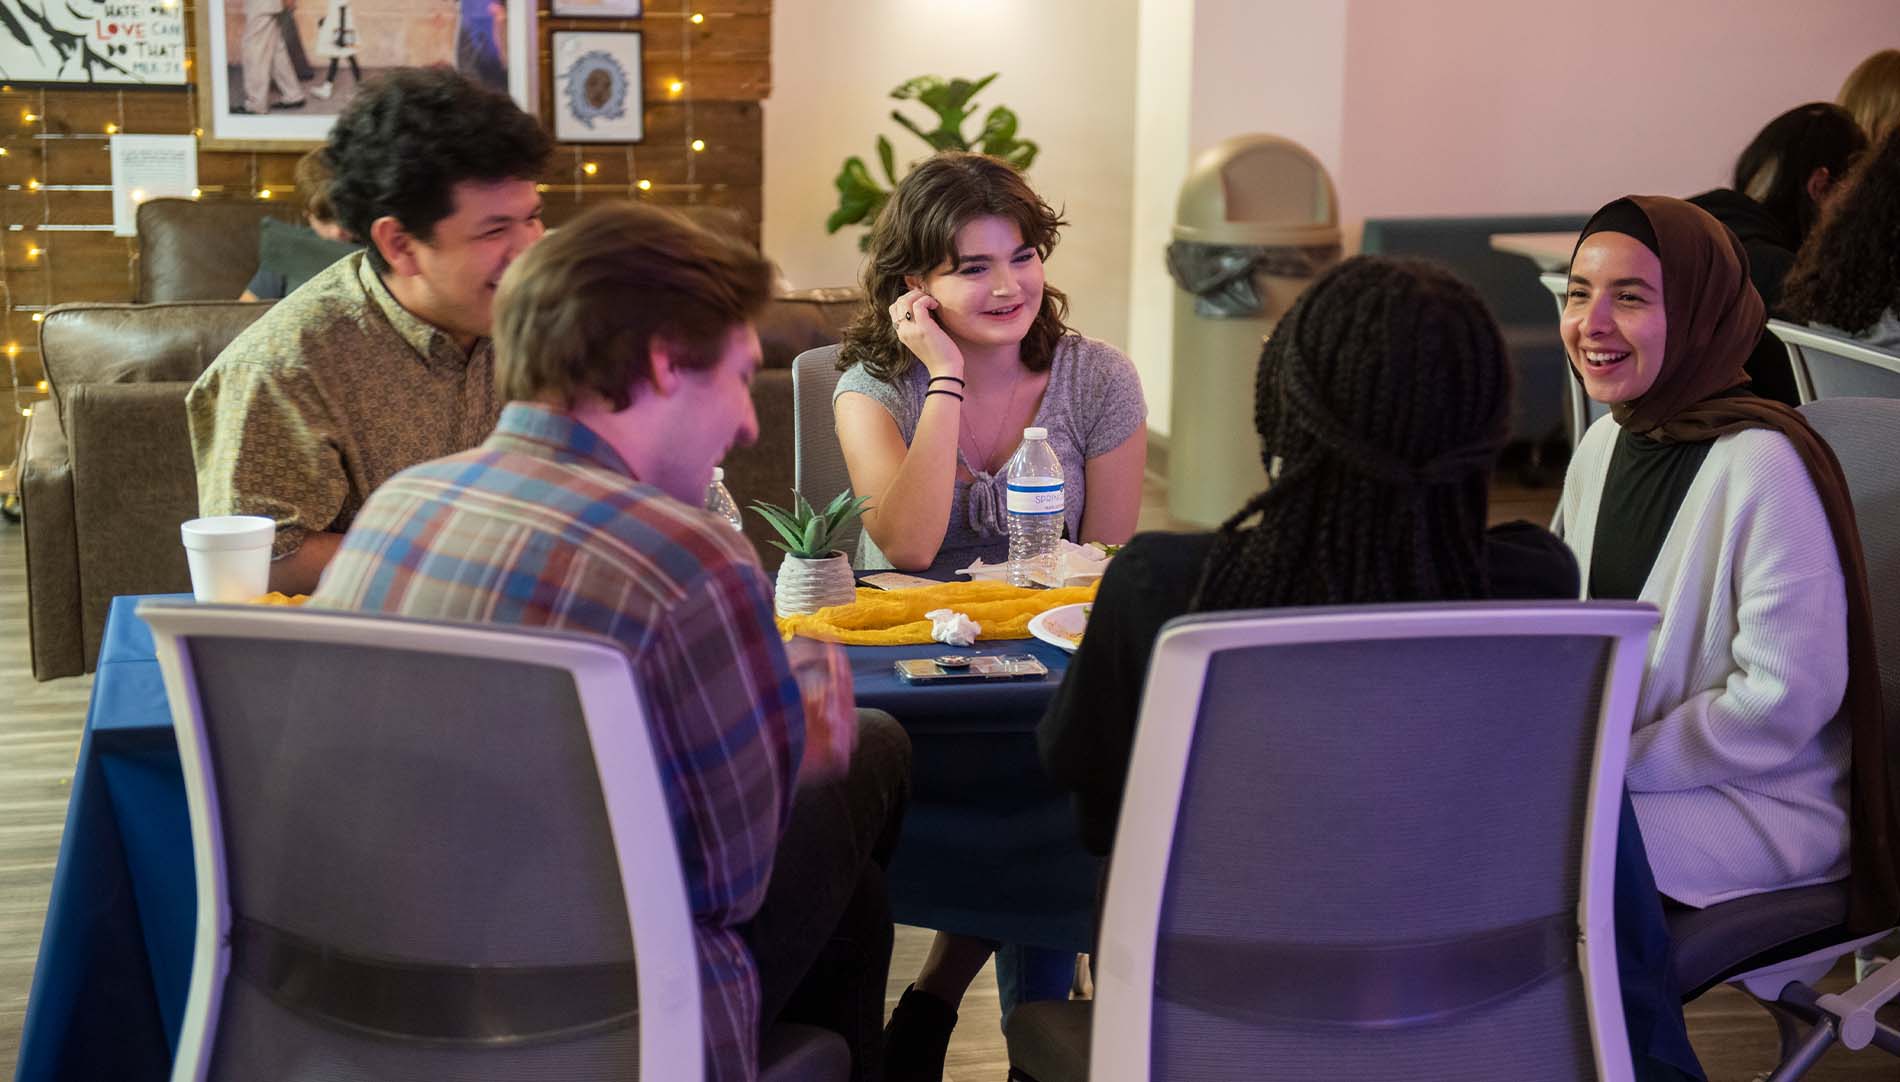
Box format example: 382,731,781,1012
751,490,872,617
826,73,1040,249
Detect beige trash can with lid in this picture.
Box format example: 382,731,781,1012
1165,134,1340,527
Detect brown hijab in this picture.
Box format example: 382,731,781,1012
1578,195,1899,932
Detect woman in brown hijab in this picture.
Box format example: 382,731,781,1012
1554,196,1898,941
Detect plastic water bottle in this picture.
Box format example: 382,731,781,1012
706,467,743,532
1005,427,1064,586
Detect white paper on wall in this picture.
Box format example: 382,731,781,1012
109,134,199,238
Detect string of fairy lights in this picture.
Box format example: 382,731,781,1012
1,2,741,502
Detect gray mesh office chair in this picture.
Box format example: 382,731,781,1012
1768,321,1900,404
1656,398,1900,1080
1539,271,1611,449
144,601,849,1082
791,344,866,562
1006,601,1658,1081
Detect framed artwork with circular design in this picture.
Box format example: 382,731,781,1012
551,29,643,143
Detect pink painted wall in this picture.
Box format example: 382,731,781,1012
1338,0,1898,218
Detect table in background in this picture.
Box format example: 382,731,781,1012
1489,230,1580,273
15,595,1094,1082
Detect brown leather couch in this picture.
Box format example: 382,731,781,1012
25,202,861,679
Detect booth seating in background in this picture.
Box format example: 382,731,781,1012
134,198,301,301
21,199,862,679
1360,214,1589,465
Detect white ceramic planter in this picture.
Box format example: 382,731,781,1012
774,552,857,618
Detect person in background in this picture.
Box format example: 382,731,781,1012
237,0,305,115
832,151,1147,1082
1555,195,1899,1075
308,0,362,102
1839,48,1900,142
189,67,551,596
1782,127,1900,352
457,0,508,91
314,202,911,1082
1686,102,1866,403
238,148,363,302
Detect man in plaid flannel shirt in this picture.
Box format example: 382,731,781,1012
314,204,910,1082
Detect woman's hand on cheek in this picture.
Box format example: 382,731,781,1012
891,290,964,381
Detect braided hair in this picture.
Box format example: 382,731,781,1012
1189,256,1513,612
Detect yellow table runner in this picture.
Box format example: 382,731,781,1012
777,580,1099,644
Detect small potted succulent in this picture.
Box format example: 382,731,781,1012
751,491,872,617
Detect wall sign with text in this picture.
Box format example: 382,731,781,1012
0,0,188,85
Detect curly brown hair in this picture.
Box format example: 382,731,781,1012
1782,127,1900,335
838,152,1070,382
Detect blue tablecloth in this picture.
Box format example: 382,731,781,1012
15,596,1095,1082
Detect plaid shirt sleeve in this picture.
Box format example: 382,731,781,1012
637,551,804,923
187,357,350,558
634,552,804,1082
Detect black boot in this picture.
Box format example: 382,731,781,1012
882,984,957,1082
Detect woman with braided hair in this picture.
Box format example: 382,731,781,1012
1039,255,1713,1081
1040,255,1576,860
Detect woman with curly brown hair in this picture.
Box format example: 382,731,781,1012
1782,127,1900,352
834,152,1147,576
835,151,1148,1080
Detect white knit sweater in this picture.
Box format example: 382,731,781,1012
1555,415,1850,907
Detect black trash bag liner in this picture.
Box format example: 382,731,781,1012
1165,241,1340,318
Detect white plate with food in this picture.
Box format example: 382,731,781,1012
1027,602,1090,653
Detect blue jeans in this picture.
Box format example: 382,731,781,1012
993,944,1076,1025
1615,792,1706,1082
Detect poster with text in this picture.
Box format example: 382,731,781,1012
0,0,187,85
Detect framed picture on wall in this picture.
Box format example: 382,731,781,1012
551,30,642,143
550,0,641,16
0,0,187,85
194,0,536,151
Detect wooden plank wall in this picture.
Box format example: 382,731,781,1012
0,0,768,477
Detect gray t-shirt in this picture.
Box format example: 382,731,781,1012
834,334,1147,572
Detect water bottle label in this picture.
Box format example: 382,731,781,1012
1007,479,1064,516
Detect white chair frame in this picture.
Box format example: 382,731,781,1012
1767,320,1900,405
1088,602,1659,1082
145,600,704,1082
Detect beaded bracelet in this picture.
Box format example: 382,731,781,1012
924,388,965,402
928,374,967,387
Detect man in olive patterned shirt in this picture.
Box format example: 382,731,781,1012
188,66,552,594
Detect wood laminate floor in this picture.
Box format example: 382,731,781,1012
4,480,1898,1079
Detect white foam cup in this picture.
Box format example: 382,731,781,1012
180,516,276,602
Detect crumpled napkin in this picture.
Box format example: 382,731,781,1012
924,608,981,647
959,540,1114,588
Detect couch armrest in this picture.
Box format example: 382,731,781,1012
67,381,200,669
21,407,82,680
